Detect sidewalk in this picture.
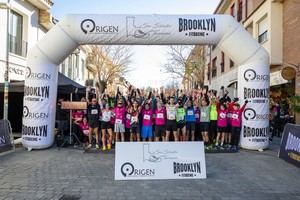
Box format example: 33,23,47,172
0,138,299,200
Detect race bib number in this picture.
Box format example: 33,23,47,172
201,112,207,118
187,110,193,115
232,114,238,119
169,114,175,120
83,130,89,136
168,110,176,120
102,112,110,121
116,119,122,124
91,109,98,115
220,113,226,119
157,113,164,119
126,114,131,120
178,116,184,121
144,114,150,120
131,116,138,122
195,113,199,119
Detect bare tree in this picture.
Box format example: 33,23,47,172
163,45,207,89
87,45,133,94
163,45,194,80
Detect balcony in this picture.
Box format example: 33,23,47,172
26,0,53,10
9,34,27,57
39,10,54,30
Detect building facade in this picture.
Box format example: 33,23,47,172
205,0,286,95
0,0,54,82
200,0,299,122
183,46,206,91
58,45,92,87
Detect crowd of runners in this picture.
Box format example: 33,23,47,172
57,86,248,151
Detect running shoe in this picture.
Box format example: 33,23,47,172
102,145,107,151
107,144,111,150
96,144,100,149
87,144,92,149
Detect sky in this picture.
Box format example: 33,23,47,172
51,0,220,88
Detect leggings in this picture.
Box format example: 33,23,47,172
231,126,241,146
209,120,217,143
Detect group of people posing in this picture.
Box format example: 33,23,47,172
67,86,248,151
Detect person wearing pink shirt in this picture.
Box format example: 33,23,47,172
114,100,126,142
230,100,248,150
215,103,228,148
130,100,141,142
154,100,166,141
76,116,89,144
125,107,132,141
141,102,153,141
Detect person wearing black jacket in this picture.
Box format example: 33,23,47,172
56,98,69,135
87,98,101,149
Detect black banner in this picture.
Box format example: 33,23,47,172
278,123,300,168
0,120,13,153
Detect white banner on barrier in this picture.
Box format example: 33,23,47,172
238,63,270,150
114,142,206,180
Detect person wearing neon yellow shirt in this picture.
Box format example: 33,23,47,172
210,97,218,146
176,98,186,141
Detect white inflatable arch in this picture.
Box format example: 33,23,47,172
22,15,270,150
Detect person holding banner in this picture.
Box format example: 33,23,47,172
87,98,101,149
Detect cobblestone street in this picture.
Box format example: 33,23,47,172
0,139,299,200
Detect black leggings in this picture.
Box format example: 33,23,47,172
231,127,241,146
209,120,217,143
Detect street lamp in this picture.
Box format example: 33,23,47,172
1,0,11,120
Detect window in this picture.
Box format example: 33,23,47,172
207,63,211,81
221,52,225,73
9,11,27,57
258,17,268,44
230,3,235,18
68,57,72,78
237,0,243,22
61,61,65,74
76,55,79,77
81,59,85,80
212,57,217,78
230,59,234,68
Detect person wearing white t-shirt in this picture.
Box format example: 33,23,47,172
101,103,113,150
165,97,179,141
